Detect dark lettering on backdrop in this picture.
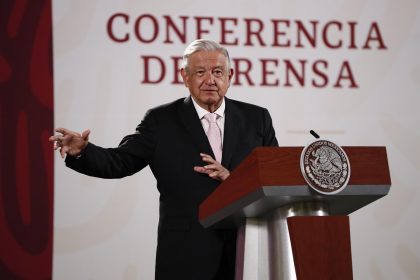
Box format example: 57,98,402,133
106,13,388,89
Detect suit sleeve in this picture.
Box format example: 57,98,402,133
262,108,279,147
65,109,158,179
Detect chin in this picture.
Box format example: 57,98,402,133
203,98,220,105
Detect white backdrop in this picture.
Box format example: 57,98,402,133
53,0,420,279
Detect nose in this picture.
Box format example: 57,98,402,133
204,71,216,85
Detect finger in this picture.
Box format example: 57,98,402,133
81,129,91,140
200,154,216,163
49,135,61,142
200,153,214,160
63,145,71,156
194,166,205,172
55,128,68,135
59,147,66,158
204,164,220,170
200,153,211,157
51,133,68,142
193,166,212,175
202,157,216,164
56,127,79,136
209,170,220,178
54,141,61,150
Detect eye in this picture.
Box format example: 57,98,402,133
195,70,205,77
213,69,223,77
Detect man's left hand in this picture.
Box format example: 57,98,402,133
194,153,230,181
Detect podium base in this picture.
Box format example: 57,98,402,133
235,202,331,280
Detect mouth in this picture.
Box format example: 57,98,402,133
201,89,218,93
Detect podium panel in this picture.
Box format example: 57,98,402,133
288,216,353,280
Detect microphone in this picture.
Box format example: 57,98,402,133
310,130,320,139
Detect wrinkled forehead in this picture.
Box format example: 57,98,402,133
186,50,229,70
188,51,228,67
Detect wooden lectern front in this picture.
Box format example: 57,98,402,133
199,147,391,280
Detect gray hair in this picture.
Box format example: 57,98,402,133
181,39,231,72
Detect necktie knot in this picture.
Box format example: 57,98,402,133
203,113,218,124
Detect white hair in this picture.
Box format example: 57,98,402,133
182,39,231,72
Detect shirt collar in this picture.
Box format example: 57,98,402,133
191,96,225,119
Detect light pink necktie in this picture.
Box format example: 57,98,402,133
203,113,222,163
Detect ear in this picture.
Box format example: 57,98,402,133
227,68,234,87
180,68,189,88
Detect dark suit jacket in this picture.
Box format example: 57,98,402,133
66,96,278,280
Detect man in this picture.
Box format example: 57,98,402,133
50,39,278,279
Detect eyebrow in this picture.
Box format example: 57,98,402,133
193,65,225,70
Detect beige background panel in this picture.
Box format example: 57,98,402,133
53,0,420,279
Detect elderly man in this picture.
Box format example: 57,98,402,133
50,39,278,279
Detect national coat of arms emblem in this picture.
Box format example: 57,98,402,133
300,139,351,195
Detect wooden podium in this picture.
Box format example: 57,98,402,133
199,147,391,280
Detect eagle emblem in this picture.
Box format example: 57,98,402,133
300,139,351,195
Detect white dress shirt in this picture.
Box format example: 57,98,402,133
191,97,225,146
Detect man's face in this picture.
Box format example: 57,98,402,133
181,51,233,112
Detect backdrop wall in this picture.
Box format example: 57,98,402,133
53,0,420,279
1,1,54,279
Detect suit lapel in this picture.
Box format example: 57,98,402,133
178,96,214,158
221,98,239,169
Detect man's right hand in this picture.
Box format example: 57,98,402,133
49,128,90,159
